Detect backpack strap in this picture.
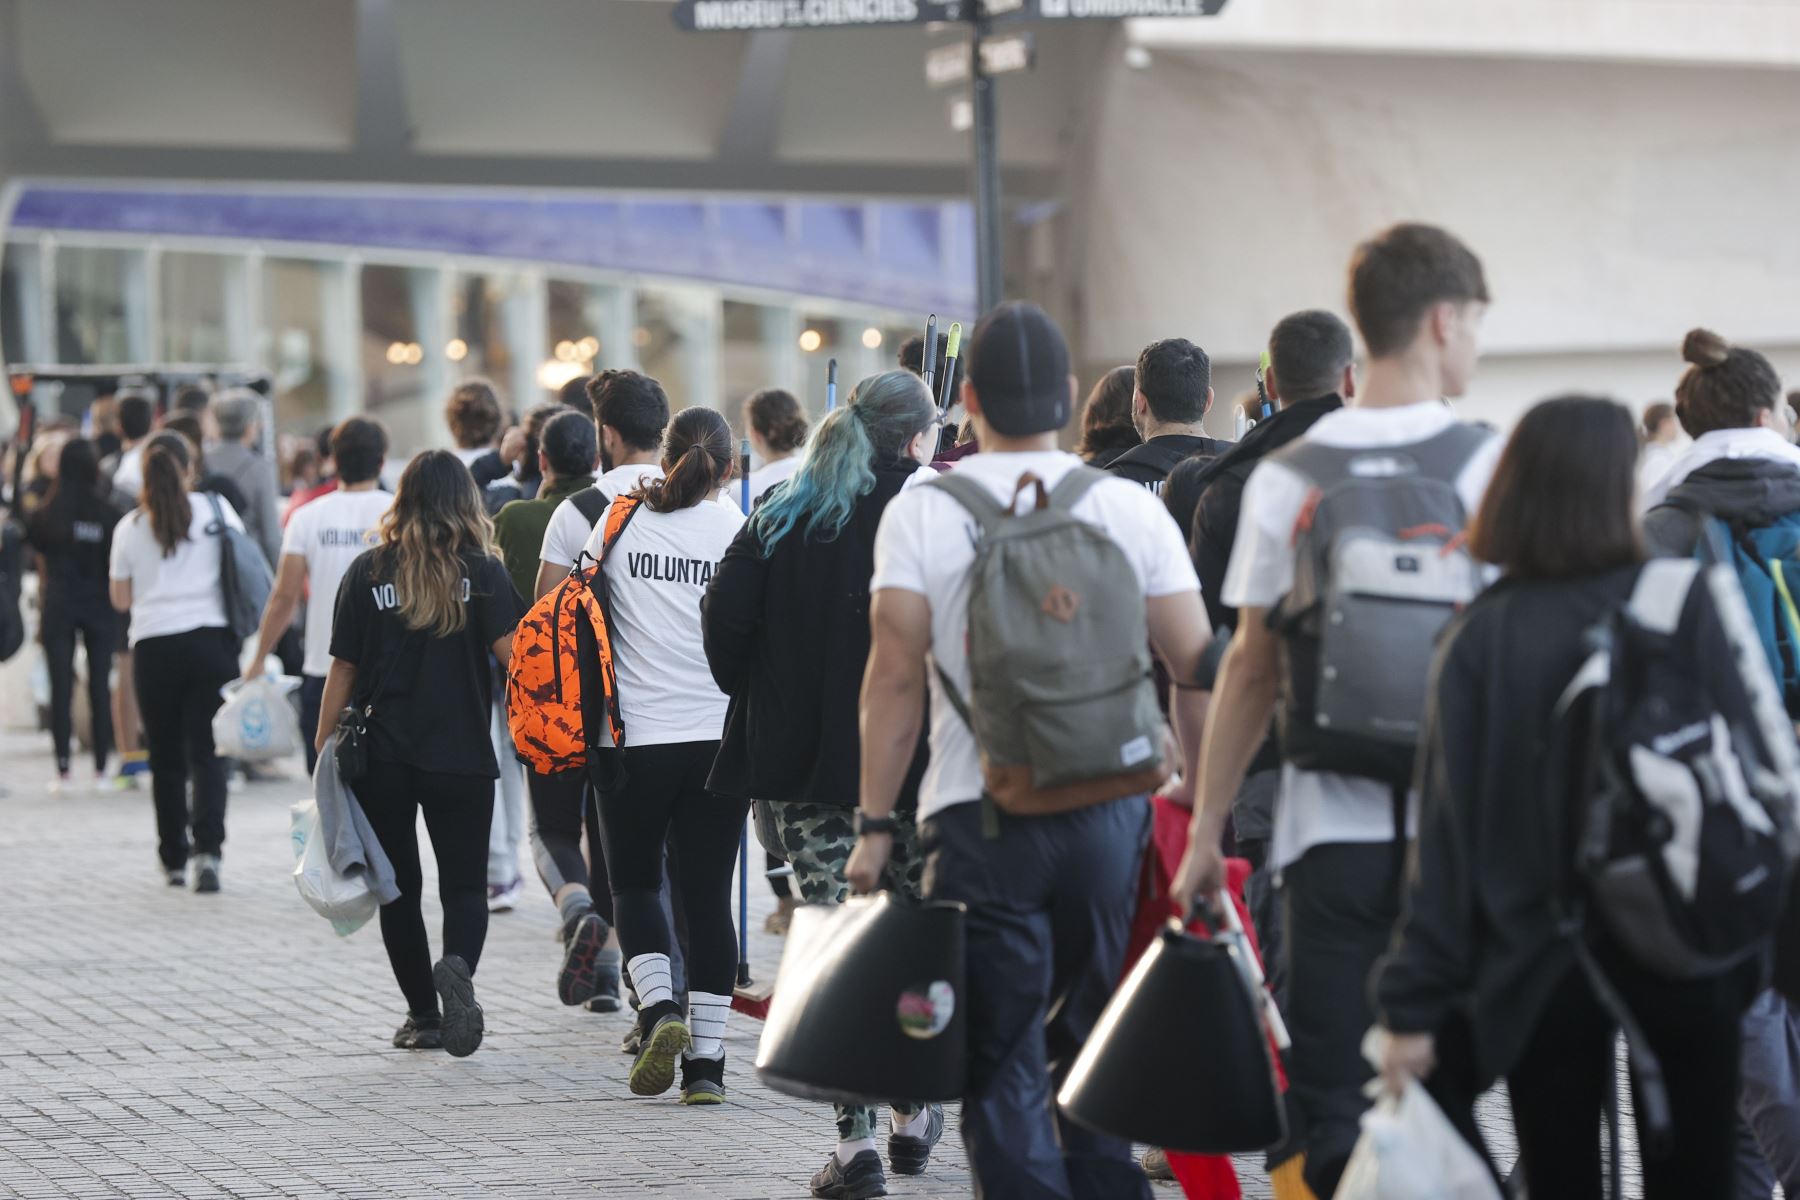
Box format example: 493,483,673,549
570,486,612,529
1046,464,1108,513
928,472,1008,534
1625,558,1700,635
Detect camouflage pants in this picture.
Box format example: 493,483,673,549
757,799,924,1143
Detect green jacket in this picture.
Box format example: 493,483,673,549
492,474,595,602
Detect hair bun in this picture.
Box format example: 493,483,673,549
1682,328,1731,369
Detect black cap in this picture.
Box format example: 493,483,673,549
965,302,1072,437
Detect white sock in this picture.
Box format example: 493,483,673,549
687,990,730,1059
892,1107,932,1136
627,953,673,1010
836,1137,877,1164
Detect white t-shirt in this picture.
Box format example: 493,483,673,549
111,443,145,499
744,455,802,511
579,495,746,746
1639,427,1800,509
871,450,1201,822
1222,401,1503,873
539,463,667,571
109,494,246,646
280,487,393,677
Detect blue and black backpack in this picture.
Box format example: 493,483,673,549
1662,501,1800,715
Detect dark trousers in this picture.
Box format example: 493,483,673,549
921,796,1153,1200
1505,960,1747,1200
299,674,325,777
355,758,496,1018
527,767,613,925
132,626,236,870
1280,840,1407,1198
594,741,745,1000
42,597,118,773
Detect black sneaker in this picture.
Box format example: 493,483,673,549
557,913,608,1006
194,855,221,894
679,1053,726,1106
166,868,186,888
811,1149,887,1199
627,1001,690,1096
432,955,485,1058
887,1103,945,1176
585,949,623,1013
392,1013,443,1050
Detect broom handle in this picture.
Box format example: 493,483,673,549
737,438,753,988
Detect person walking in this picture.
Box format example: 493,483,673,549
1104,338,1233,493
314,451,525,1057
578,406,746,1105
26,438,127,791
1171,224,1501,1197
740,387,809,511
703,370,944,1196
107,432,244,892
1374,395,1778,1198
205,389,284,571
492,409,624,1011
242,418,390,775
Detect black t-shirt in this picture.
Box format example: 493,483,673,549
26,490,127,608
1104,434,1233,496
329,548,525,778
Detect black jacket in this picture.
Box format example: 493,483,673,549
1104,434,1233,496
1375,566,1652,1081
702,460,925,808
1643,457,1800,559
1173,394,1344,632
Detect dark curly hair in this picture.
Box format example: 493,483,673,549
745,388,809,455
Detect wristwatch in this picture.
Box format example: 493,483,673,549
854,811,900,837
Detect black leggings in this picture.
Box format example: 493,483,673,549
595,741,747,999
43,597,118,772
355,758,495,1018
527,768,612,923
132,626,236,869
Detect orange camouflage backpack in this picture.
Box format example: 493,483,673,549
506,494,643,774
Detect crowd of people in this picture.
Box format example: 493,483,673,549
5,218,1800,1200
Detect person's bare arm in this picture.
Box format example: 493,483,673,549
1170,607,1282,912
1145,591,1213,809
109,579,132,613
243,554,307,680
534,559,565,602
315,657,357,755
846,589,931,893
491,634,513,669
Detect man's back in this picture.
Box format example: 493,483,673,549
1104,433,1232,497
208,441,282,566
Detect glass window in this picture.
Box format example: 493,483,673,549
452,270,536,414
160,251,243,364
54,245,149,365
721,300,794,438
262,258,344,438
635,286,719,413
546,279,630,402
361,264,441,455
796,314,847,421
2,240,50,365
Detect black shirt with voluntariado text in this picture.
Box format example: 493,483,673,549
1103,433,1234,496
328,547,526,779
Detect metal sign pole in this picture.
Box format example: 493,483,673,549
971,6,1003,314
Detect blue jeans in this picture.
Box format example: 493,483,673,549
1737,988,1800,1198
921,796,1153,1200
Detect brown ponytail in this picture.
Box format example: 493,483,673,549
1675,326,1783,437
638,407,734,513
746,388,809,454
140,431,195,557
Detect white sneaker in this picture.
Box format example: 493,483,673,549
92,769,127,795
47,771,71,794
487,878,523,912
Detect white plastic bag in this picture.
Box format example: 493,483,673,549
1334,1079,1502,1200
290,799,378,937
213,675,303,762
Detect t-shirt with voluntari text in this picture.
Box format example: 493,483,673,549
870,450,1201,822
1223,400,1502,873
108,495,246,646
541,463,741,571
579,497,746,746
281,487,392,678
328,549,526,778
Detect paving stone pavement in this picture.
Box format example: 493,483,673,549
0,723,1608,1199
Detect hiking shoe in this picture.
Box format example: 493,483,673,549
627,1002,690,1096
392,1013,443,1050
619,1022,643,1053
194,855,221,894
585,949,623,1013
679,1054,726,1105
557,914,608,1006
811,1149,887,1199
487,878,522,912
1142,1146,1175,1181
432,955,485,1058
888,1103,945,1176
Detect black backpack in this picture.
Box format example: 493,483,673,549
1548,555,1800,1139
0,518,24,663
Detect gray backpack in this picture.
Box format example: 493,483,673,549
931,467,1166,822
1271,424,1491,788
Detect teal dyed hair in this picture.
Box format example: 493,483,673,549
751,370,936,554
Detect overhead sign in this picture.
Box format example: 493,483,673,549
1033,0,1224,17
924,32,1035,88
673,0,965,31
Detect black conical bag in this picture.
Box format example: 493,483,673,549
755,892,967,1105
1058,922,1286,1154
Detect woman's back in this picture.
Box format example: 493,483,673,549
29,487,125,605
109,496,239,645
